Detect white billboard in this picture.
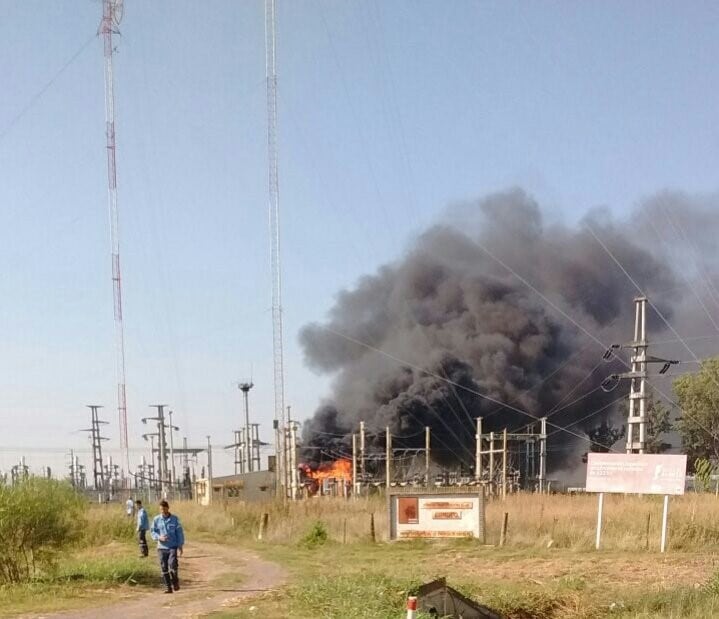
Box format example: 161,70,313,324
586,453,687,495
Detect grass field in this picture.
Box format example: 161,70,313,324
0,542,157,617
199,492,719,618
4,492,719,618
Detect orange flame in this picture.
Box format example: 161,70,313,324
305,459,352,481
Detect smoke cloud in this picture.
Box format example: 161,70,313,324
299,188,718,471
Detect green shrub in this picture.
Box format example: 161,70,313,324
0,478,85,583
300,520,329,548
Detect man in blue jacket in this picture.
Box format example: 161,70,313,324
135,499,149,557
150,500,185,593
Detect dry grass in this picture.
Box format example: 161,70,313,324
148,491,719,553
483,492,719,551
18,493,719,618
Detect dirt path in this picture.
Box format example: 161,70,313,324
28,542,286,619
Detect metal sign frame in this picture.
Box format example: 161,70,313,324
388,486,486,543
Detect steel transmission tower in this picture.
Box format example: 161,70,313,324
265,0,287,494
99,0,129,473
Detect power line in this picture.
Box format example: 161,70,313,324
317,325,614,448
0,35,95,145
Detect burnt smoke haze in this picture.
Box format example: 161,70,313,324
299,188,719,471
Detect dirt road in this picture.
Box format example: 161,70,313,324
28,542,286,619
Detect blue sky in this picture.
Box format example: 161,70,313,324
1,1,718,475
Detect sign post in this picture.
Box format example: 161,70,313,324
586,453,686,552
660,494,669,553
595,492,604,550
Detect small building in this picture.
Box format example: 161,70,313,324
194,470,275,505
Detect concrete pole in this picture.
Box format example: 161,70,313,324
539,417,547,493
502,428,508,500
638,298,647,454
252,423,261,472
69,449,75,487
168,410,176,488
385,426,392,489
359,421,366,483
425,426,430,487
289,421,298,500
273,420,280,492
182,436,189,488
148,435,156,490
351,433,358,498
286,405,293,495
239,384,254,473
475,417,482,481
206,435,213,504
489,431,495,496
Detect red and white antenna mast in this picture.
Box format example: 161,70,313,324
265,0,288,495
99,0,129,474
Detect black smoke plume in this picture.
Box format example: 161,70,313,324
299,188,718,470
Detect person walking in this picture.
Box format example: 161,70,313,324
150,500,185,593
135,499,149,557
125,496,134,518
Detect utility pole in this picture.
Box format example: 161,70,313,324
475,417,482,482
359,421,366,484
238,382,254,472
602,296,678,454
206,435,213,504
289,420,298,500
251,423,261,472
539,417,547,493
285,405,293,494
385,427,392,489
425,426,430,487
232,430,240,475
488,431,495,496
627,297,647,453
273,419,281,495
68,450,76,488
502,428,508,500
182,437,190,489
351,433,357,498
143,405,169,496
168,410,177,488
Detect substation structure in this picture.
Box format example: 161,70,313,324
292,417,549,501
476,417,548,497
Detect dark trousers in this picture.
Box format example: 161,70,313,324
158,548,179,590
138,529,148,556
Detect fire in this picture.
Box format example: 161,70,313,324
302,459,352,481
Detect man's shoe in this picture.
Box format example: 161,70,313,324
173,583,180,591
163,589,173,594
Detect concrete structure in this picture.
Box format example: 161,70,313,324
194,470,275,506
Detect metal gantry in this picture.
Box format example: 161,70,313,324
476,417,548,495
80,405,110,491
